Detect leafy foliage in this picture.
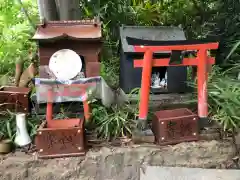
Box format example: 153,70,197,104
81,0,216,85
0,0,38,75
204,0,240,65
1,0,239,79
189,66,240,133
88,88,140,140
208,66,240,132
81,0,240,85
90,102,138,140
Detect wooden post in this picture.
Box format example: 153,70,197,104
46,89,53,123
138,49,153,121
197,49,208,119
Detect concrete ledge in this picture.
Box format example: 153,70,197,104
128,93,192,102
128,93,194,110
140,166,240,180
0,140,237,180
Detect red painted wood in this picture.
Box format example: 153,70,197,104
133,42,219,121
45,86,91,128
133,43,219,52
46,90,53,122
83,101,90,121
138,49,153,120
197,50,208,118
133,57,215,67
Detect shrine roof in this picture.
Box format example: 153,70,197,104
119,25,186,53
32,19,102,41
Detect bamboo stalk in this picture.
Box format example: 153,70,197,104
28,63,37,78
18,63,37,87
15,59,24,87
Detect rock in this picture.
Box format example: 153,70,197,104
236,132,240,148
132,133,155,144
148,151,164,166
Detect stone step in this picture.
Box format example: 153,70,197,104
140,166,240,180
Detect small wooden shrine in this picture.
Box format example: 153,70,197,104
32,19,103,158
32,19,102,78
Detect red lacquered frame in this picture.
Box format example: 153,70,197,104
133,42,219,121
45,84,91,128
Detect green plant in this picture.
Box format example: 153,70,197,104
189,64,240,128
0,111,42,141
0,0,38,75
208,66,240,155
207,44,240,133
0,74,9,86
89,88,140,140
91,103,137,140
209,75,240,130
0,113,16,141
82,0,215,86
203,0,240,66
187,62,240,155
186,42,240,155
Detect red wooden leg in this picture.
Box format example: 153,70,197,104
46,90,53,123
138,49,153,121
83,100,90,121
197,49,208,119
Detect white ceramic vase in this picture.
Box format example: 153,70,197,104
14,113,31,147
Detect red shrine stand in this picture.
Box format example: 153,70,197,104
35,81,93,158
127,37,219,143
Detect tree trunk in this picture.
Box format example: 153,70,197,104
37,0,44,20
55,0,81,20
39,0,59,21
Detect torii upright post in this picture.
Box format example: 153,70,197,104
129,38,219,132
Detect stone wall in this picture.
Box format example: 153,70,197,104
0,140,236,180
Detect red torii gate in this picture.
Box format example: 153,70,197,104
128,37,219,127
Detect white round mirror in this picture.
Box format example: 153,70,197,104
49,49,82,81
